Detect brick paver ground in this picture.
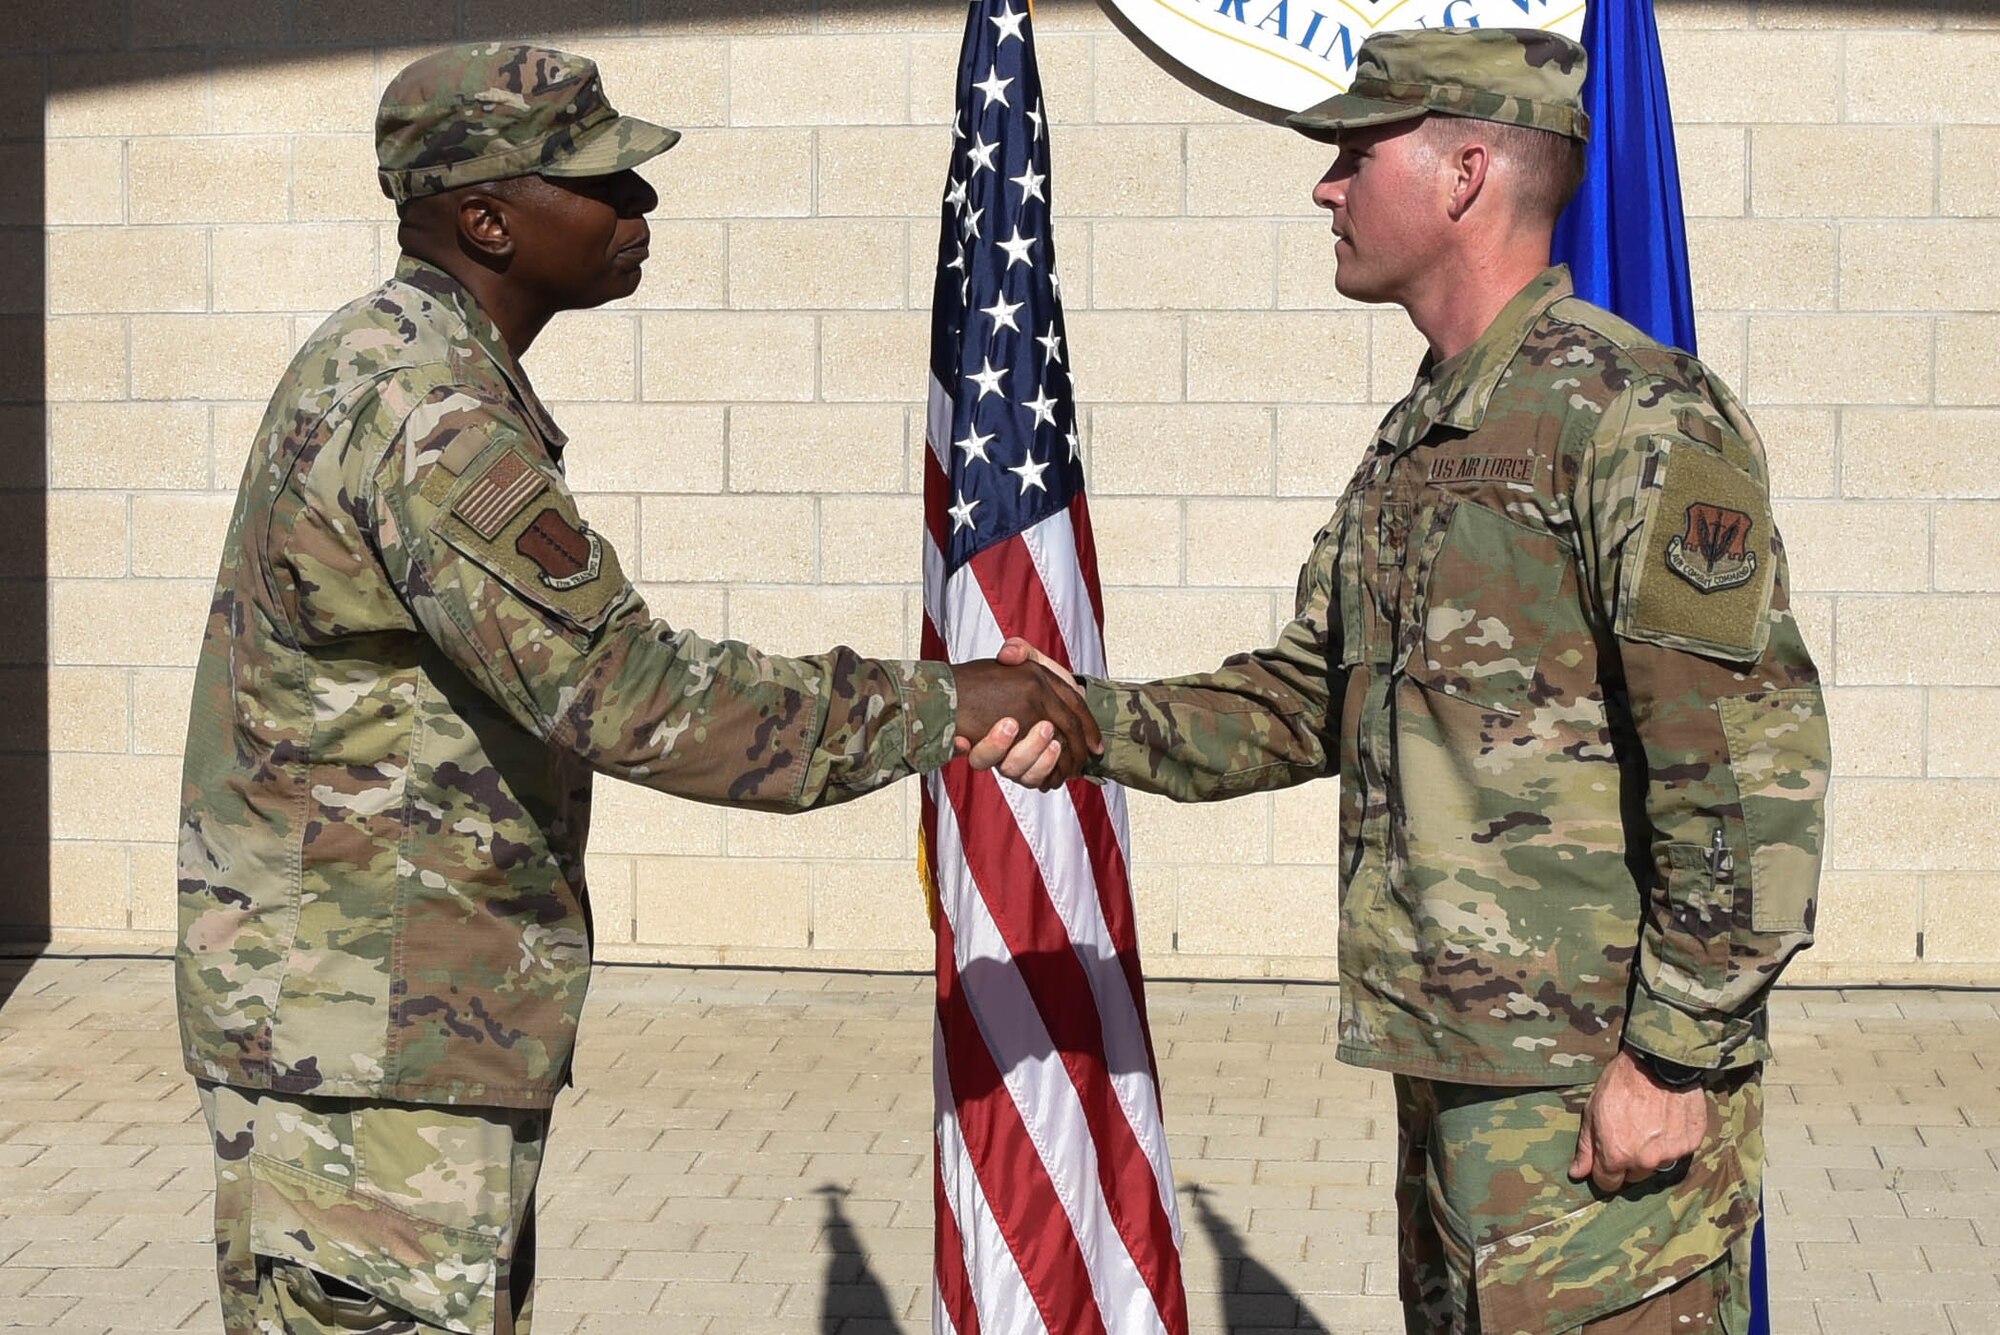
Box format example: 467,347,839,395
1,955,1996,1334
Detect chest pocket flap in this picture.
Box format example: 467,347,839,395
1411,499,1566,716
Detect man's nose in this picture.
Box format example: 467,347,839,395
618,170,660,217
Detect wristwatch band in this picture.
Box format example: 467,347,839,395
1628,1047,1708,1089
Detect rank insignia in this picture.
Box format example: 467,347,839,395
1666,501,1758,594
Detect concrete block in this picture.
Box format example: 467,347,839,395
639,494,815,583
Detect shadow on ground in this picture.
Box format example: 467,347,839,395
0,956,33,1013
819,1183,907,1334
806,1177,1337,1332
1187,1182,1331,1334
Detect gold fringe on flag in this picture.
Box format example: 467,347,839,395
918,826,941,930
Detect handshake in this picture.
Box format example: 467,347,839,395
950,638,1089,790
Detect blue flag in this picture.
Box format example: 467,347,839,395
1552,0,1697,355
1552,6,1770,1333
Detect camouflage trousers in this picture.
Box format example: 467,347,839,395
197,1082,546,1335
1393,1070,1763,1335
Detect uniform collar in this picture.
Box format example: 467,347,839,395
1403,265,1574,440
393,254,569,455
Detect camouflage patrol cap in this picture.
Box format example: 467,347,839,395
1287,28,1590,145
377,43,680,204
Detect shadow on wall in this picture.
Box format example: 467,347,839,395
1,42,46,958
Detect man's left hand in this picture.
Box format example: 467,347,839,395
1568,1049,1707,1193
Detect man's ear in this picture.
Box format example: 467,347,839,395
456,189,515,262
1447,140,1491,222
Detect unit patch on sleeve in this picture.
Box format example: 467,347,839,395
433,449,629,638
515,508,603,590
452,448,548,541
1618,438,1776,662
1666,501,1759,594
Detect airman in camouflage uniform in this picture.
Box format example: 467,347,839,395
996,28,1828,1335
177,43,1090,1334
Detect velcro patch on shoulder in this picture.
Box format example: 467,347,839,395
436,465,626,636
1676,407,1755,473
1618,441,1775,661
452,448,548,541
437,427,498,478
1676,408,1727,453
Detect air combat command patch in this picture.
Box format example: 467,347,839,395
1666,501,1759,594
1617,437,1776,663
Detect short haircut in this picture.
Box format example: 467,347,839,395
1421,115,1588,224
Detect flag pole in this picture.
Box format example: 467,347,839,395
921,4,1188,1331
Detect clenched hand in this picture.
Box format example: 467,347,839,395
1569,1049,1708,1194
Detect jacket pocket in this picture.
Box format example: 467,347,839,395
1717,689,1829,934
1409,499,1565,717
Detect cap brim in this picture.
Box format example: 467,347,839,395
1284,94,1429,144
541,115,681,179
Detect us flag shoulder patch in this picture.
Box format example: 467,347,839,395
453,450,547,541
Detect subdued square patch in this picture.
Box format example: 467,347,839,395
435,470,628,636
438,428,497,477
452,450,547,541
1620,440,1774,662
1676,407,1730,456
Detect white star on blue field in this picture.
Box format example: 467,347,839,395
930,1,1084,571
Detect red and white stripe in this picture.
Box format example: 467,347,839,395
923,373,1188,1335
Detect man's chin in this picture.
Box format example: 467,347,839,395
1332,266,1385,305
575,268,644,309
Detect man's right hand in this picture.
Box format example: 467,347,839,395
952,657,1101,790
994,636,1079,692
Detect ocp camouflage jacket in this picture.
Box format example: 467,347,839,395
1085,268,1828,1084
177,257,957,1108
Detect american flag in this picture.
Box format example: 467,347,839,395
920,4,1188,1332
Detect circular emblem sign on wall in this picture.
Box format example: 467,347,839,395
1103,0,1587,115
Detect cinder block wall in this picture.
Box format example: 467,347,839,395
30,1,2000,981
